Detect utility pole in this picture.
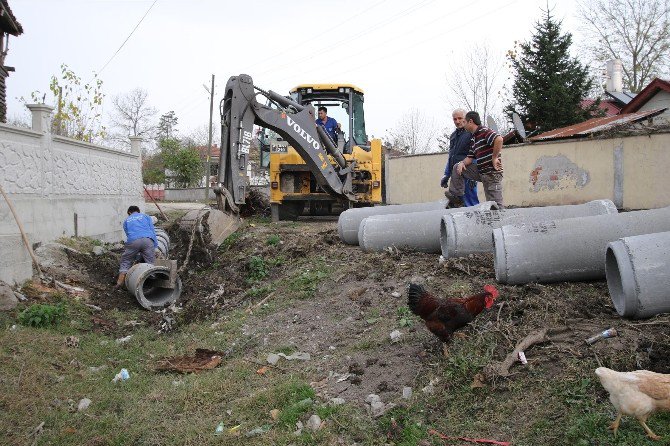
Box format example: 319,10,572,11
204,74,215,203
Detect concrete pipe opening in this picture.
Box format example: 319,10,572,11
605,232,670,319
125,263,181,310
605,242,633,317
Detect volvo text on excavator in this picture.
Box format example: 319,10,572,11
214,74,382,225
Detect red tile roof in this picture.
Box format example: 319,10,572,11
581,98,622,117
530,109,666,141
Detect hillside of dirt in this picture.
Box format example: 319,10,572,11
2,214,669,445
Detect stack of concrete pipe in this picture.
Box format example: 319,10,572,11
439,200,618,258
606,231,670,319
154,228,170,258
125,262,182,310
493,206,670,285
358,201,499,253
338,200,449,245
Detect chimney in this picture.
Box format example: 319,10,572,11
606,59,623,93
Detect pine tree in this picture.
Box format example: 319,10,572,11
506,8,599,133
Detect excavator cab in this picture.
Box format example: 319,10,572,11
268,84,382,221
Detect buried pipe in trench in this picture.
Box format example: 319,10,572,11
124,263,181,310
154,228,170,258
606,231,670,319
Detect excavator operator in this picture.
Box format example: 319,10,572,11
315,106,341,145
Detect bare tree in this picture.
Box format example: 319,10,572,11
577,0,670,92
445,42,506,127
108,88,158,150
384,109,439,155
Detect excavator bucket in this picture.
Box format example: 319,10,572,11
178,207,242,248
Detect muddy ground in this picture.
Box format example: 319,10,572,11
18,213,670,444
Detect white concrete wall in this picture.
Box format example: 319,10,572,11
385,132,670,210
164,187,216,202
164,185,270,202
0,105,143,285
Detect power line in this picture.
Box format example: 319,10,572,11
96,0,158,75
255,0,437,77
306,0,520,82
271,0,484,85
242,0,390,73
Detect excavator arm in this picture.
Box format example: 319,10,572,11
215,74,355,212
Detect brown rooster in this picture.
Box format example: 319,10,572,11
407,283,499,356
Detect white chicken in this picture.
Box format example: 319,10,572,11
595,367,670,440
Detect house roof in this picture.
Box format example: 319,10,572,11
0,0,23,35
606,90,635,105
195,144,220,159
620,78,670,114
529,108,666,142
581,98,622,117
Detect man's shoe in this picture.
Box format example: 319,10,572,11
444,190,464,208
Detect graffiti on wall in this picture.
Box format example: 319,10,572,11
529,155,589,192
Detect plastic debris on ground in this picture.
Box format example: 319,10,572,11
585,327,618,345
112,368,130,383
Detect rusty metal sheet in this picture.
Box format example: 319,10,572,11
530,108,666,141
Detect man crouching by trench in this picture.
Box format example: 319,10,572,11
114,206,157,289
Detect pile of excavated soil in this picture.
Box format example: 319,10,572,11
60,218,669,408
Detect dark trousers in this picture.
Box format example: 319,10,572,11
449,163,504,208
119,238,155,273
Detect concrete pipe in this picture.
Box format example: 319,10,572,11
606,231,670,319
154,228,170,258
494,206,670,285
338,200,448,245
125,262,181,310
440,199,618,258
359,202,499,253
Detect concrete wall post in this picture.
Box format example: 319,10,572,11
26,103,54,134
129,136,143,156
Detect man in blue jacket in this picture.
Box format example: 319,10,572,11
441,109,479,206
315,106,340,145
114,205,158,289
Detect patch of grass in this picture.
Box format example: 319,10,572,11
275,345,296,355
268,255,286,267
55,236,102,252
288,263,329,299
219,231,242,251
249,216,272,225
352,339,378,351
396,307,414,327
266,234,281,246
245,284,275,298
379,406,428,446
247,256,269,283
276,382,316,427
18,302,66,327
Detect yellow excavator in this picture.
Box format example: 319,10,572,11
214,74,383,226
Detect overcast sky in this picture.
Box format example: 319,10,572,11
7,0,582,143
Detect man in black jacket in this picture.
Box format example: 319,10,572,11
441,109,479,206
